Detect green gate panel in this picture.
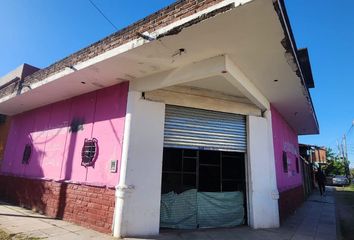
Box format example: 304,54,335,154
160,189,197,229
197,191,244,228
160,190,244,229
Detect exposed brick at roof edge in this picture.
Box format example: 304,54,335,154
0,0,224,99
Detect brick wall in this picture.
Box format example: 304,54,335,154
278,185,304,223
0,0,225,98
0,175,115,234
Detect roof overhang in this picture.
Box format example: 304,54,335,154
0,64,39,92
297,48,315,89
0,0,318,135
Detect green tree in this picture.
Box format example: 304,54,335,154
326,147,336,161
324,148,347,176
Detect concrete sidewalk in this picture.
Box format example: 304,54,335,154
0,201,114,240
137,187,336,240
0,187,337,240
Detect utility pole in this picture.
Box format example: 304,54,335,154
337,139,342,158
345,135,350,177
343,134,348,161
342,122,354,177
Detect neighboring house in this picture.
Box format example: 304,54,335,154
299,144,327,197
314,147,327,165
0,64,39,168
299,144,327,165
0,0,319,238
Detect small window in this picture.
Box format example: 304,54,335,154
282,151,288,173
81,138,98,167
22,144,32,164
296,157,299,173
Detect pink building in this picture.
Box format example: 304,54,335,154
0,0,319,238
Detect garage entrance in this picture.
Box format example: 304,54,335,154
160,105,247,229
162,148,245,194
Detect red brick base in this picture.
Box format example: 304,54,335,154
0,175,115,234
278,185,304,223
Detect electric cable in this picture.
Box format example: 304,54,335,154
88,0,118,30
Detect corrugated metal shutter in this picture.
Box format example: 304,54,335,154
164,105,246,152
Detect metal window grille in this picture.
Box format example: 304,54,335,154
81,138,98,167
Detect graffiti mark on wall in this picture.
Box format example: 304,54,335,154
283,142,298,156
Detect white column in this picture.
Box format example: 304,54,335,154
247,111,279,228
113,91,165,238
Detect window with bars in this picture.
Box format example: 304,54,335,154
81,138,98,167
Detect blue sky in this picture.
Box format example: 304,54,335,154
1,1,354,166
285,0,354,167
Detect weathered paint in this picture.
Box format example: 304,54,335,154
1,82,128,187
271,105,302,192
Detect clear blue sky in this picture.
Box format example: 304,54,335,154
1,1,354,166
285,0,354,167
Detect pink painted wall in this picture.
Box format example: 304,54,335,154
271,105,302,192
1,82,128,187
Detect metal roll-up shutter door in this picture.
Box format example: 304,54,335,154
164,105,247,152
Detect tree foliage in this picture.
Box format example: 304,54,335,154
350,168,354,178
323,148,348,176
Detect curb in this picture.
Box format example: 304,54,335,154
334,188,343,240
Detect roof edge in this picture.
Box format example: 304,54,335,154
297,48,315,88
0,0,251,100
274,0,319,135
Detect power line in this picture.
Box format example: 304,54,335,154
347,122,354,136
88,0,118,31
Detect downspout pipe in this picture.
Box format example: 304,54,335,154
113,91,138,238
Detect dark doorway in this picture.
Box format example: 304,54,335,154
161,148,247,226
161,148,246,194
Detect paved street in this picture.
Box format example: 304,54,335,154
0,188,337,240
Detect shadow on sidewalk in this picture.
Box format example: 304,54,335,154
0,213,54,219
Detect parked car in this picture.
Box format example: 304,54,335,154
325,175,334,185
331,175,350,186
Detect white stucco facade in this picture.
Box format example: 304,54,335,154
113,91,166,238
112,85,281,238
104,0,316,236
247,114,279,228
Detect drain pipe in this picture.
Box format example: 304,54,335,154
113,91,138,238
